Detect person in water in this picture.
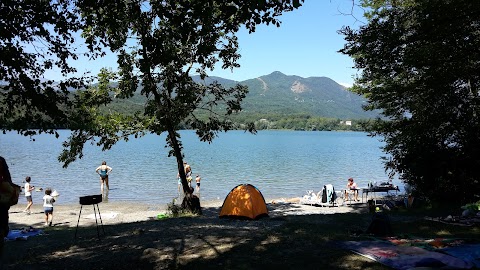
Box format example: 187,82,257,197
95,161,113,193
195,174,201,193
184,161,192,188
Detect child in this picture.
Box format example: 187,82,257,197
43,188,55,226
23,176,35,214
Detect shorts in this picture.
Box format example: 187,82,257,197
44,207,53,214
178,178,182,185
196,183,200,187
26,195,32,202
100,175,108,180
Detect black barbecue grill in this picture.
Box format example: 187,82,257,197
75,195,105,239
79,194,102,205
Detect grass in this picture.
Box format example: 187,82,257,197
2,205,479,269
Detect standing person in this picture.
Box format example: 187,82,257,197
23,176,35,214
184,161,192,188
195,174,201,193
177,173,182,194
345,177,359,202
43,188,55,226
95,161,112,193
0,156,13,257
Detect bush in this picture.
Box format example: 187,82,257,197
166,198,185,217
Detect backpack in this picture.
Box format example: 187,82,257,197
366,212,393,236
0,181,21,206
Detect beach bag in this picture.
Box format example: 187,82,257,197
0,181,21,206
366,212,393,236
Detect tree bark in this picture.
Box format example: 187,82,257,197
181,193,202,215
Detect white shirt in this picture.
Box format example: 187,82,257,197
25,182,32,196
43,194,55,208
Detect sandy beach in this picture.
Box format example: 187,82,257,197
8,196,473,270
8,198,367,229
3,197,377,270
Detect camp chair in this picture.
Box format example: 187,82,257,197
343,187,361,205
343,189,355,205
318,184,339,207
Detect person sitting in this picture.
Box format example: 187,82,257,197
345,177,359,202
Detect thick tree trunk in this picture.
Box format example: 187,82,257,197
181,193,202,215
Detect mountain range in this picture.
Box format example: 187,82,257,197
106,71,378,120
193,71,377,119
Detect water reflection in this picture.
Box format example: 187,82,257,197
102,189,109,203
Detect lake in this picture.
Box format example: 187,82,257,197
0,130,402,205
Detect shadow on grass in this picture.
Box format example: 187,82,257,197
3,205,479,270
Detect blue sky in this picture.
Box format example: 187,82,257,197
48,0,365,87
209,0,365,87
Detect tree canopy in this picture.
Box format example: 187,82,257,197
0,0,86,135
340,0,480,204
1,0,303,202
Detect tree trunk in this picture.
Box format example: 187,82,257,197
167,128,201,214
181,193,202,215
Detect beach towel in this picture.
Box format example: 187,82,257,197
439,244,480,268
5,228,43,241
84,212,118,220
385,236,479,267
299,190,320,205
386,236,465,250
340,240,472,269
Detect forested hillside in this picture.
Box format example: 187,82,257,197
236,71,377,119
102,71,379,130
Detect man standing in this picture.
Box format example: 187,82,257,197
195,174,201,193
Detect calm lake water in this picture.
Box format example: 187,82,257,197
0,130,402,205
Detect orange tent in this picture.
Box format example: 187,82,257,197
219,184,268,219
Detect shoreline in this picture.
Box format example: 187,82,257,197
7,198,367,229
